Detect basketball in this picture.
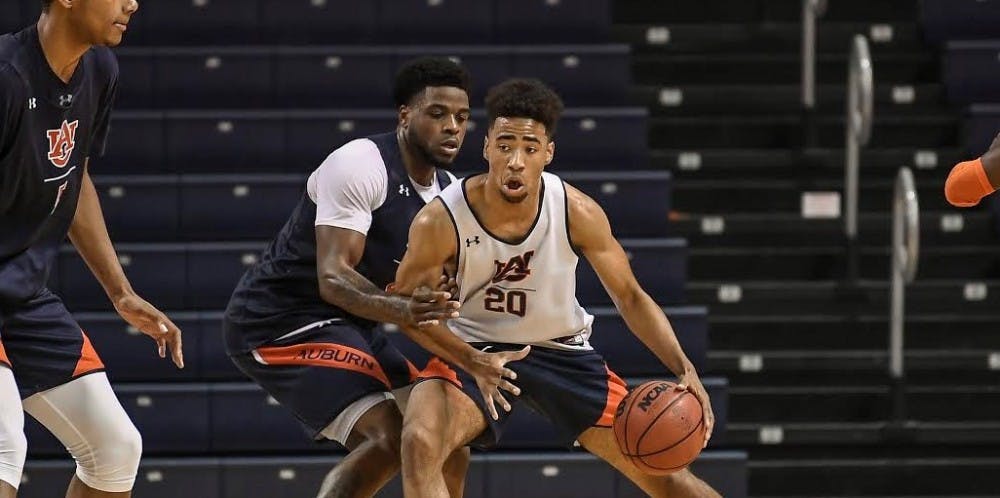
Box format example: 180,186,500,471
613,380,706,475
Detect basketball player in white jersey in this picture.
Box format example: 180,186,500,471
391,79,721,497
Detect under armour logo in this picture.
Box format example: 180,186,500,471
58,94,73,108
399,185,410,197
28,98,36,109
466,236,480,247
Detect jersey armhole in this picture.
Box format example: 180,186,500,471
437,197,462,280
561,180,584,258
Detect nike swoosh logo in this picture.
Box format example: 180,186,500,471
393,259,402,265
481,346,494,352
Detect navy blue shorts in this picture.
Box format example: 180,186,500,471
0,289,106,398
417,343,628,448
227,318,417,439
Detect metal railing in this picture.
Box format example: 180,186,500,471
844,34,873,280
890,166,919,384
801,0,827,109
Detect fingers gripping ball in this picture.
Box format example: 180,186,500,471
613,380,705,475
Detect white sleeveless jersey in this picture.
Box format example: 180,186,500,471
439,172,594,351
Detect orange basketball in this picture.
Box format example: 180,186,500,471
613,380,706,475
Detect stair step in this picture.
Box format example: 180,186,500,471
729,385,1000,423
689,280,1000,314
615,23,923,55
709,314,1000,350
670,212,994,246
730,422,1000,447
671,178,958,212
688,246,1000,280
709,349,1000,374
748,456,1000,495
651,148,964,181
649,114,959,149
632,84,946,116
722,370,1000,388
613,0,918,24
634,53,939,85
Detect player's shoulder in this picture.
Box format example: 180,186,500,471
0,30,23,63
411,197,453,235
560,176,607,225
0,33,30,101
0,60,28,108
321,138,384,171
316,138,386,177
84,45,119,90
89,45,119,77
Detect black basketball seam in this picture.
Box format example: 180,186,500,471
620,384,645,456
621,382,656,456
630,389,691,457
635,415,705,460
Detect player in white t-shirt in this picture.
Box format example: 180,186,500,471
224,58,522,498
392,79,720,497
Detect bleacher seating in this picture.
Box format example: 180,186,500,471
7,0,750,496
100,108,647,175
921,0,1000,44
6,0,613,46
968,104,1000,152
114,45,630,108
92,171,670,242
19,452,747,498
944,42,1000,105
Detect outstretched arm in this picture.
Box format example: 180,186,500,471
316,225,457,328
566,183,713,444
69,160,183,368
313,141,458,328
394,200,527,419
945,131,1000,207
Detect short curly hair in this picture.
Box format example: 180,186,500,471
41,0,54,12
393,57,471,108
485,79,564,138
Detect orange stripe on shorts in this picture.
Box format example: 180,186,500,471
0,339,9,367
72,331,106,377
255,343,391,388
418,357,462,388
405,359,421,383
597,365,628,427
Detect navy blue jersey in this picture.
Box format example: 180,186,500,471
224,132,454,353
0,25,117,305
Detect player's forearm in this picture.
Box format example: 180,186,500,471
618,289,694,377
67,166,134,302
399,322,481,372
318,267,411,326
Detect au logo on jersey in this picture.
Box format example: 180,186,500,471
46,120,79,168
491,250,535,283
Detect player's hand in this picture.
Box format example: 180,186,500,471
437,274,460,298
468,346,530,420
676,372,714,448
113,293,184,369
408,283,460,328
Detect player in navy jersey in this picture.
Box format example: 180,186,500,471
223,58,525,498
0,1,184,497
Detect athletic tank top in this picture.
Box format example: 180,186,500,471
438,172,593,351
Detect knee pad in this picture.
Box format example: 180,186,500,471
74,422,142,493
0,367,25,489
0,423,26,490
